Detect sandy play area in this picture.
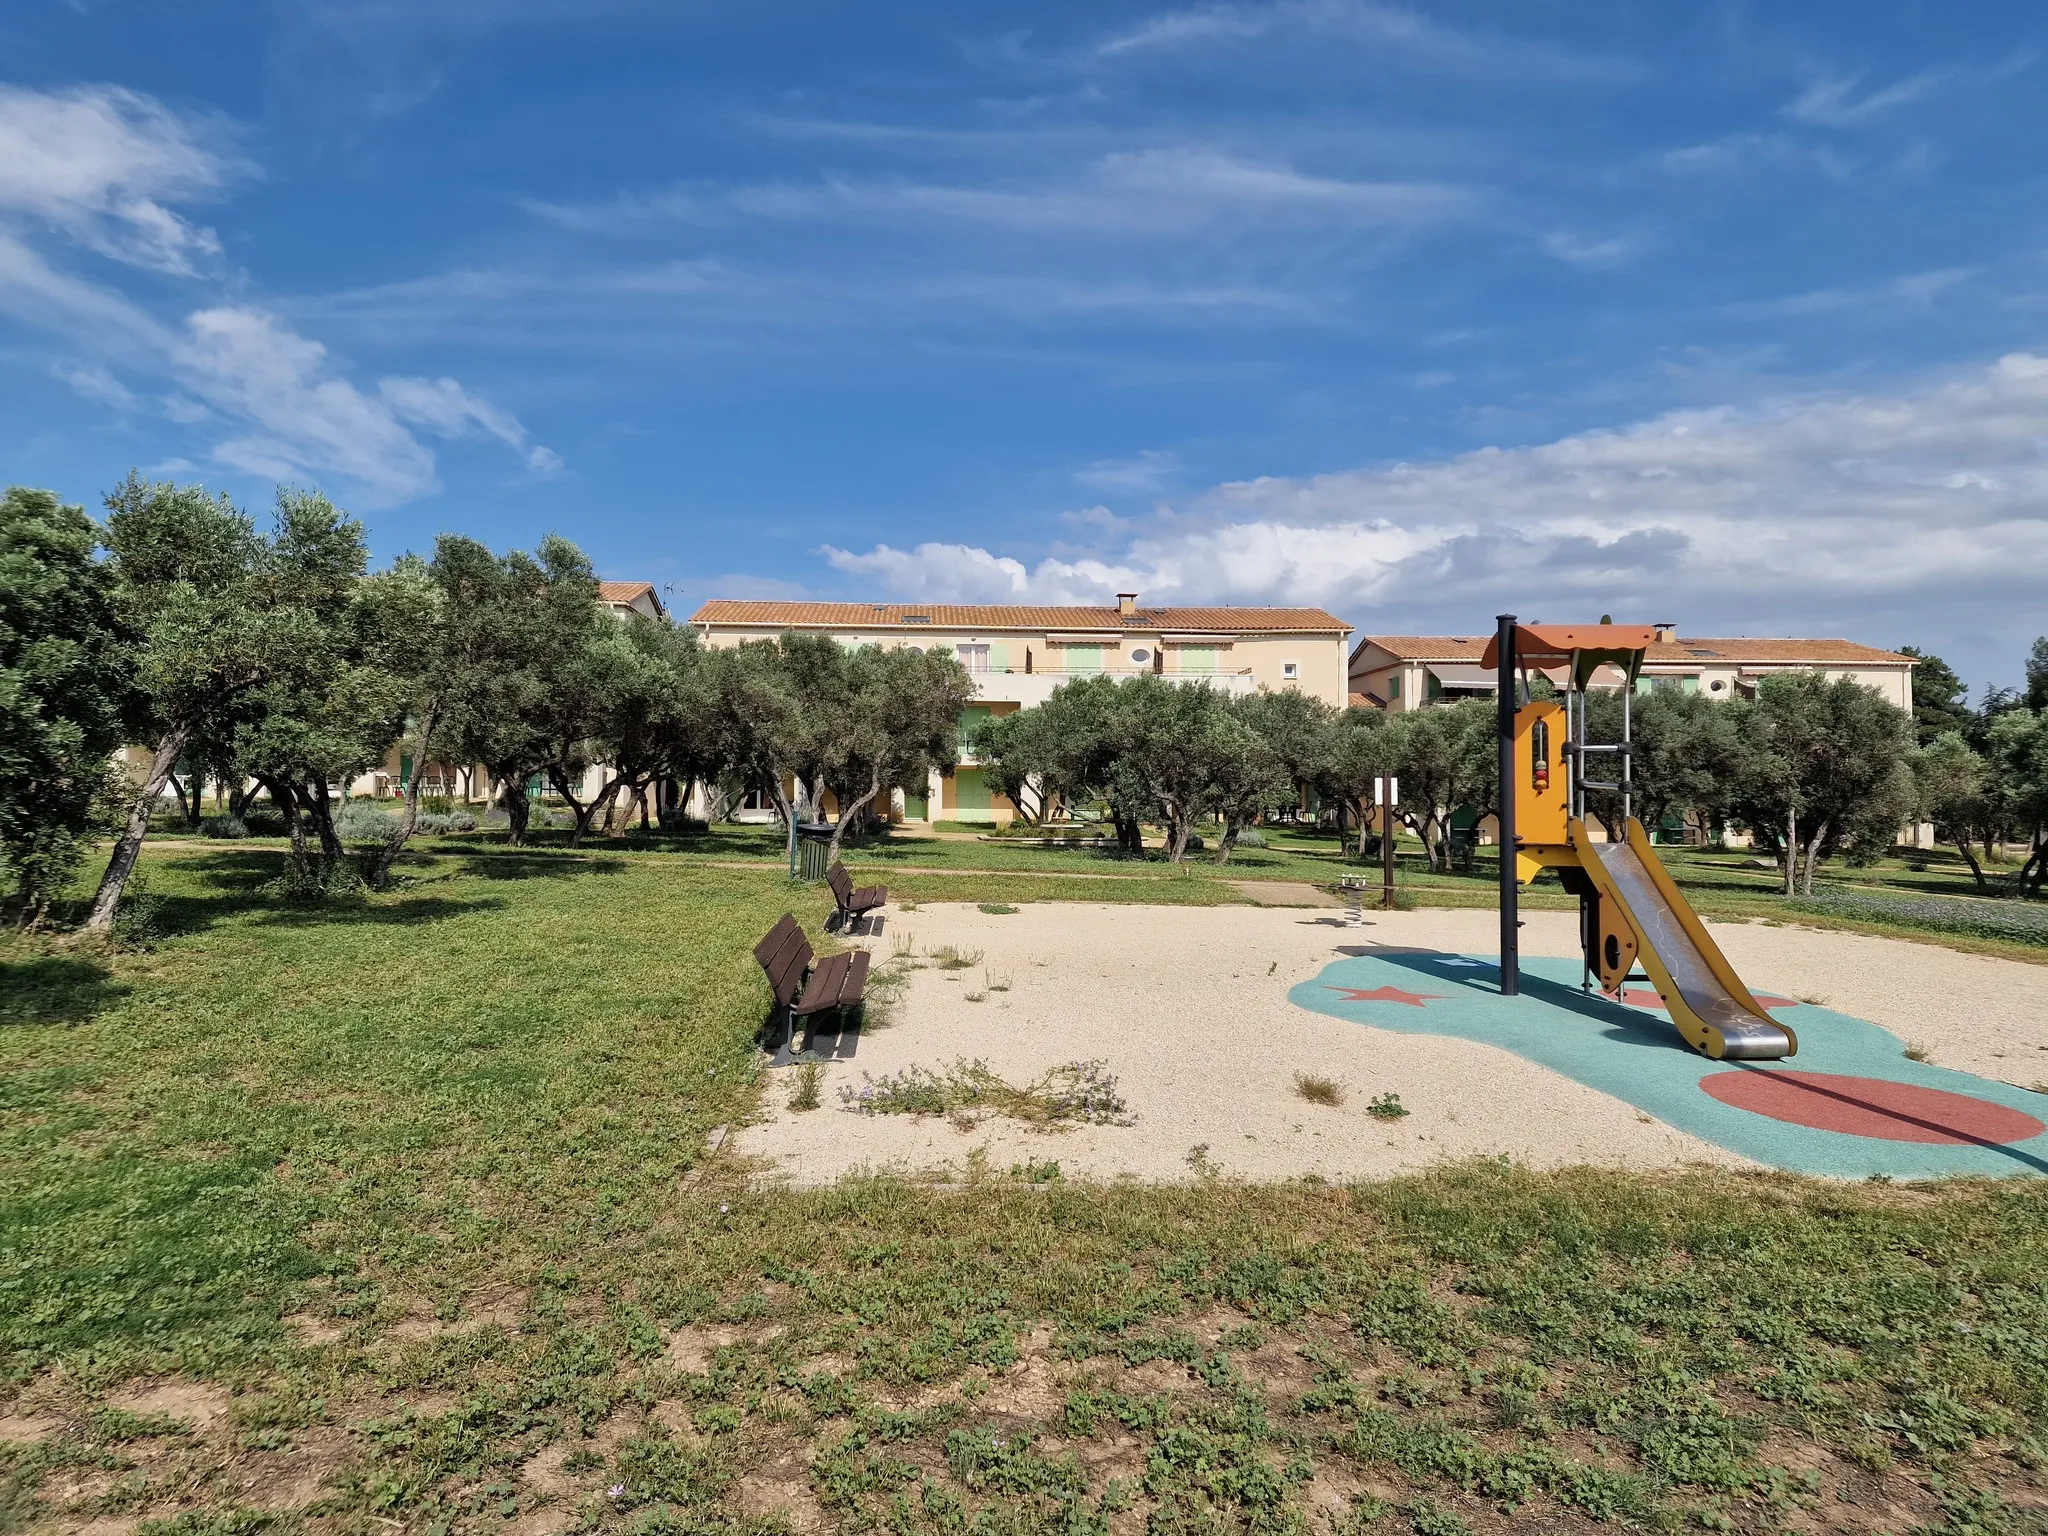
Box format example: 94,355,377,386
731,902,2048,1186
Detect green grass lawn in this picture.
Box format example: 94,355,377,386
152,815,2048,963
2,843,2046,1534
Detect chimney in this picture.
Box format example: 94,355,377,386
1653,622,1677,644
1117,592,1137,617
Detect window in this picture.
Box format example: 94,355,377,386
1281,660,1299,681
1129,646,1151,664
957,644,989,672
1389,673,1401,699
904,614,931,623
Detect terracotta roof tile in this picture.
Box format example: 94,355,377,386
1355,635,1489,662
1356,634,1912,666
689,600,1351,633
1663,638,1913,665
599,580,658,604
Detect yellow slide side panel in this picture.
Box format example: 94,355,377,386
1620,817,1775,1023
1566,818,1724,1057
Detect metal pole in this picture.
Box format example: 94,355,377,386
1495,614,1519,996
1380,772,1396,909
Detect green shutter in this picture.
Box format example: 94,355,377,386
1065,645,1102,674
988,640,1009,672
1178,646,1216,674
954,768,992,812
400,752,414,789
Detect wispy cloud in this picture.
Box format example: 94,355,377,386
1783,69,1953,128
1722,266,1972,320
0,84,243,276
1075,449,1179,496
51,359,139,410
0,82,555,506
1089,0,1640,83
526,145,1475,240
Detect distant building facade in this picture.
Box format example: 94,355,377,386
690,596,1353,823
1350,629,1915,713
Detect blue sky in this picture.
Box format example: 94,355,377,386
3,2,2046,691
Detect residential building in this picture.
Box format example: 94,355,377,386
690,596,1353,823
1350,628,1915,712
598,580,666,620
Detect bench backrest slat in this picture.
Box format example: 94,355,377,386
827,862,853,901
754,913,812,1007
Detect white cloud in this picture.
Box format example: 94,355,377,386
528,146,1473,240
819,353,2048,628
1075,449,1179,495
1784,70,1949,128
0,82,554,506
51,359,139,410
0,84,239,276
1090,0,1638,83
176,307,439,504
163,309,561,505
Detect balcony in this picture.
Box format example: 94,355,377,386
966,665,1256,707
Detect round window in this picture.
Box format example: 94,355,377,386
1709,679,1725,692
1130,647,1151,664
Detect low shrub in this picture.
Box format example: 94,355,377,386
1233,828,1268,848
414,811,479,835
198,814,250,839
332,801,399,844
1791,887,2048,948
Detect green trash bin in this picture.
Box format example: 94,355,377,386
795,823,832,881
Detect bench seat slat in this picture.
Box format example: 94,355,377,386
793,952,852,1015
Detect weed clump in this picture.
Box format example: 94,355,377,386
788,1057,823,1112
978,902,1020,915
1367,1092,1410,1121
841,1058,1131,1128
1294,1073,1347,1107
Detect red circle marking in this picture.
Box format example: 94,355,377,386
1701,1071,2044,1145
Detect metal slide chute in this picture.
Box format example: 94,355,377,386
1569,815,1797,1061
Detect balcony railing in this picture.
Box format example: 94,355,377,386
958,664,1252,679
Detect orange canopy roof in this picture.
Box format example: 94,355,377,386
1479,623,1660,669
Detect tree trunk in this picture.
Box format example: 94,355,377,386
1954,836,1988,892
304,778,344,861
366,704,444,886
499,778,532,847
230,778,262,819
87,726,191,931
1800,820,1828,897
1215,815,1242,865
2016,835,2048,900
546,761,619,848
827,770,884,862
270,779,307,863
1783,806,1798,896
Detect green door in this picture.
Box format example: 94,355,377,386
903,789,929,820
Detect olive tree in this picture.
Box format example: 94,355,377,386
88,475,363,930
0,487,133,925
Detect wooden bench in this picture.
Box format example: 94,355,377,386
826,861,887,930
753,912,871,1059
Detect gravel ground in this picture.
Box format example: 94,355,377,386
732,904,2048,1186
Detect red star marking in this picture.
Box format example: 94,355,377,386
1327,985,1444,1007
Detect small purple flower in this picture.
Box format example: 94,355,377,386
610,1482,627,1498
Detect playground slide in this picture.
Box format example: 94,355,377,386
1575,818,1797,1061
